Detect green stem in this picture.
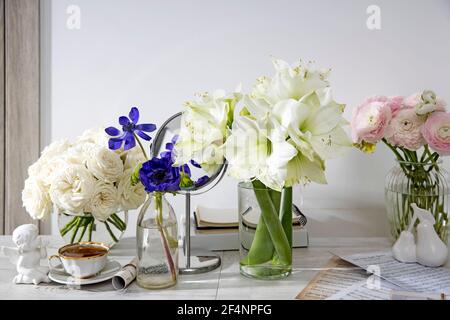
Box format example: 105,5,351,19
153,193,177,281
88,220,94,242
107,217,124,231
133,133,148,160
77,218,90,243
250,180,291,266
60,217,78,237
104,221,118,243
111,213,127,231
280,187,293,248
70,218,82,244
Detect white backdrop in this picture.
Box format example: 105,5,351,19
45,0,450,237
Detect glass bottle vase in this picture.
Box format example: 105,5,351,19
385,160,449,243
136,193,179,289
239,180,293,280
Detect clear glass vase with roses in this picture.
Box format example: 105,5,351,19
352,91,449,242
22,122,153,247
173,58,352,279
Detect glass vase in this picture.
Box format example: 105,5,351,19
385,160,449,243
58,211,128,248
136,193,179,289
239,180,293,280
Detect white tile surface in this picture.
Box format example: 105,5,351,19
0,236,404,300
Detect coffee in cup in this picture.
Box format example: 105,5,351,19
49,242,109,278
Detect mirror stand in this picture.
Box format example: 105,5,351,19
179,193,221,274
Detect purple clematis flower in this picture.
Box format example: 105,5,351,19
105,107,156,151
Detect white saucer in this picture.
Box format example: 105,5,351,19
49,260,121,286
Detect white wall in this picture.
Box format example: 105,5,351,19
46,0,450,237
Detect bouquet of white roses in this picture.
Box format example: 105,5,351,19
22,128,147,244
174,58,351,278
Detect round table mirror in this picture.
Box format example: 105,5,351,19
150,112,227,274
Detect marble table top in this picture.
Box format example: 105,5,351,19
0,236,415,300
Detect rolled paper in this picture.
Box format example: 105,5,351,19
112,257,138,290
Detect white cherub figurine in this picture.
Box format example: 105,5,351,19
0,224,51,285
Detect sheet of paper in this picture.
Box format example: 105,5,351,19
335,250,450,294
327,278,400,300
296,257,370,300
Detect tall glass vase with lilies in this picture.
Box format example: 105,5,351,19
174,58,351,279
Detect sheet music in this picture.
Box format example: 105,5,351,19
335,250,450,294
327,278,400,300
296,257,393,300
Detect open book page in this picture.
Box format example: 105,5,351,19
296,257,368,300
334,250,450,294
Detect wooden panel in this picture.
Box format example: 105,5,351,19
0,0,4,235
5,0,40,234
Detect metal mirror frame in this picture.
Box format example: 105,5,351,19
150,113,227,274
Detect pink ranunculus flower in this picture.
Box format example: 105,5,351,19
404,91,446,115
351,96,392,144
385,107,426,151
422,112,450,155
387,96,404,116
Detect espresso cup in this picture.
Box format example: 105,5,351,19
49,242,109,279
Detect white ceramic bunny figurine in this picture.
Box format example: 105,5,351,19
0,224,51,285
412,204,448,267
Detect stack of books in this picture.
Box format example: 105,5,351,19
188,206,309,251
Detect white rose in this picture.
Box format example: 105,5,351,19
87,181,119,221
63,143,96,166
49,165,96,215
123,147,146,171
40,139,72,162
77,127,126,156
87,146,124,183
76,127,109,146
22,177,53,220
29,157,67,189
117,169,146,211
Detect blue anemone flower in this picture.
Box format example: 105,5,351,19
105,107,156,151
139,157,181,193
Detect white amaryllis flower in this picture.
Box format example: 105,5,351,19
225,112,298,191
22,177,53,220
86,181,119,222
274,88,351,185
117,169,146,211
87,146,124,183
174,89,241,175
252,58,330,104
49,165,96,215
